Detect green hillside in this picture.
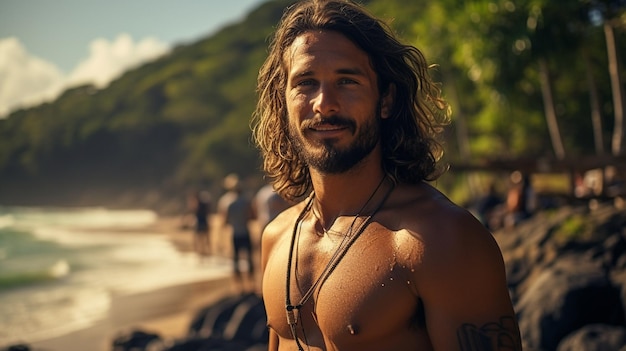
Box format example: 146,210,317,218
0,0,293,212
0,0,623,213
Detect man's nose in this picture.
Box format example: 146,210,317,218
312,84,339,117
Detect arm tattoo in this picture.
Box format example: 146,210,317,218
457,316,521,351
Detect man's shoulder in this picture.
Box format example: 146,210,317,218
391,182,468,217
390,184,506,288
388,182,489,242
261,200,304,241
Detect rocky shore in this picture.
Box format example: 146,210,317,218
497,201,626,350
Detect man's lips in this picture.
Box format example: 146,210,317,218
303,115,355,134
309,123,347,131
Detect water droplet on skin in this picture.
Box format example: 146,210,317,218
347,324,356,335
381,283,385,287
407,281,411,285
389,277,394,281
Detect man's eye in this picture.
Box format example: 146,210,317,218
339,78,357,85
296,79,315,86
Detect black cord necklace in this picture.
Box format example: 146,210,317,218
284,176,395,350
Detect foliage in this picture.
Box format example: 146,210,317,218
553,214,593,243
0,0,623,210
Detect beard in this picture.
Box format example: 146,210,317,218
289,108,382,174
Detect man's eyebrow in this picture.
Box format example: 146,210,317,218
336,67,366,76
292,70,314,78
291,67,366,78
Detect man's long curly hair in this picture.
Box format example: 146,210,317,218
251,0,449,202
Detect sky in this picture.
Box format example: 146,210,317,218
0,0,266,117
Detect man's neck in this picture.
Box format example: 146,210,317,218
310,166,388,219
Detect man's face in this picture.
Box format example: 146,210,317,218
284,30,389,174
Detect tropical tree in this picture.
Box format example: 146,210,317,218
589,0,626,155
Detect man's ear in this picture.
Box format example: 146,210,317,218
380,84,395,119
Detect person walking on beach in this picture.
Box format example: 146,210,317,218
192,190,212,256
217,174,256,292
252,1,522,350
254,183,291,233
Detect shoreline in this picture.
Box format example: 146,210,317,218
23,214,264,351
29,276,236,351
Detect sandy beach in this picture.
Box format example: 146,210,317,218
25,214,264,351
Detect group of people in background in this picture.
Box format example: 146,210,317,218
473,170,537,231
183,173,290,293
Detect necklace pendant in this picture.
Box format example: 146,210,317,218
286,305,299,325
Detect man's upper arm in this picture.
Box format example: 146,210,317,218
267,327,279,351
416,212,521,351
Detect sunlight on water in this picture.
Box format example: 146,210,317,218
0,214,15,229
0,284,111,344
49,259,70,278
0,206,231,346
10,207,157,230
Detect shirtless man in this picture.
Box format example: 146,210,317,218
252,1,521,350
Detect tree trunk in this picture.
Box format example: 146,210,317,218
538,58,566,160
582,48,604,155
443,70,482,198
444,71,471,159
604,21,625,156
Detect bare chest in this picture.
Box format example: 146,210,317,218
264,224,425,349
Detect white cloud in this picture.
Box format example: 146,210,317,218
67,34,170,88
0,37,65,117
0,34,170,118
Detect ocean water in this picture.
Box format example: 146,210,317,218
0,206,232,346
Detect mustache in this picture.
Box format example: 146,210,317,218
302,115,356,130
